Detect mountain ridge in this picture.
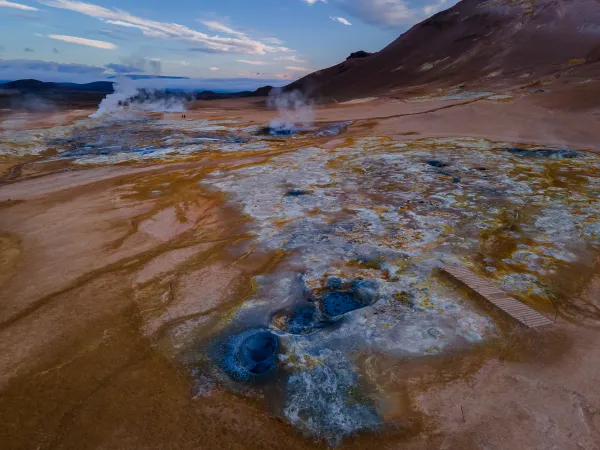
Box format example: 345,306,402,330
286,0,600,101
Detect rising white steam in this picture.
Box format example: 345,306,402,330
90,76,188,118
267,88,314,134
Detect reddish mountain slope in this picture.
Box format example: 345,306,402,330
288,0,600,101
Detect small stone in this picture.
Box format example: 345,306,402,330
426,160,450,168
326,277,343,289
428,328,444,339
286,189,309,197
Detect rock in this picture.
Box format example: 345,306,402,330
326,277,344,289
286,189,309,197
426,160,450,168
346,51,372,60
428,327,444,339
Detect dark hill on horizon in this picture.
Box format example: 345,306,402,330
0,79,116,110
286,0,600,101
1,79,115,93
0,79,274,111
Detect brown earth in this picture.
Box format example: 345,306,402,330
179,73,600,152
1,74,600,450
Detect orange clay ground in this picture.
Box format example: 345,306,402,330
1,81,600,449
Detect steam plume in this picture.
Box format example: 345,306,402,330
267,88,314,135
90,76,188,118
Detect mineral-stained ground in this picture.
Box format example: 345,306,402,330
1,89,600,449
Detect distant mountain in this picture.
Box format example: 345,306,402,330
1,79,52,91
58,81,115,92
251,85,274,97
0,79,115,110
0,78,275,112
0,79,277,98
0,79,114,93
194,85,273,100
107,75,190,80
287,0,600,101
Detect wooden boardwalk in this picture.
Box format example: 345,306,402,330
443,264,554,328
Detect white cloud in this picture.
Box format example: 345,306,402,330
285,66,309,72
0,0,38,10
331,0,457,28
264,37,284,45
47,34,117,49
330,16,352,25
423,0,448,16
0,58,108,83
303,0,326,4
129,77,288,92
152,58,189,66
237,59,269,65
39,0,291,55
104,20,152,32
333,0,416,27
200,20,245,37
104,62,140,73
210,67,219,71
275,55,307,63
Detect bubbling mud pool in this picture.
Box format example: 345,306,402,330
3,116,600,445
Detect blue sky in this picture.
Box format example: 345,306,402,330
0,0,455,87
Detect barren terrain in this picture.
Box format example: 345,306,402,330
1,74,600,449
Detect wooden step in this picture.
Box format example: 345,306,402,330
442,264,553,328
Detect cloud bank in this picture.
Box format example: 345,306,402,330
39,0,291,55
199,20,246,38
0,0,38,11
0,58,107,83
47,34,117,49
302,0,458,28
0,58,290,91
332,0,420,27
105,63,141,74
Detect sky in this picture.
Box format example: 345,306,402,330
0,0,456,89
